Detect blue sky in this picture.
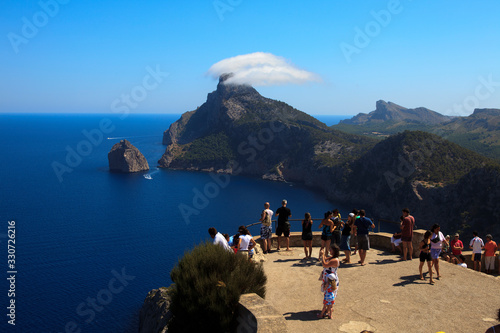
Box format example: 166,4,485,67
1,0,499,116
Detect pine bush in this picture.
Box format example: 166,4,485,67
168,242,267,332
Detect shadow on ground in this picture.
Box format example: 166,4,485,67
373,258,399,265
377,251,401,257
283,310,323,322
393,273,438,287
291,258,322,267
273,258,303,263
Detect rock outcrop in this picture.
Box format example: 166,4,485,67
108,140,149,173
139,287,171,333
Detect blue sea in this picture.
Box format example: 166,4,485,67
0,113,371,332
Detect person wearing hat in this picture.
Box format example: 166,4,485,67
483,234,498,274
450,233,464,263
318,272,338,319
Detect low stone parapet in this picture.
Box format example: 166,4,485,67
254,229,426,258
237,293,287,333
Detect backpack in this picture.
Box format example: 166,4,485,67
262,210,272,227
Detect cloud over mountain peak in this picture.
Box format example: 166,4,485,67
207,52,321,86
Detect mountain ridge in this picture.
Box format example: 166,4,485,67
334,103,500,161
340,100,452,126
158,78,500,238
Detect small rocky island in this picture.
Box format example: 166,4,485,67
108,139,149,173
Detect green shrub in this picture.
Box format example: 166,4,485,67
168,242,267,332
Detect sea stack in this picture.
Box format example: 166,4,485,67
108,139,149,173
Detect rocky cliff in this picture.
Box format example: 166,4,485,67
108,139,149,173
158,74,375,181
158,76,500,239
139,287,171,333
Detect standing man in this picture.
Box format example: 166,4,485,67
353,209,375,266
469,231,484,272
275,199,292,251
450,233,464,262
208,227,231,251
400,208,415,261
483,234,498,274
259,202,274,254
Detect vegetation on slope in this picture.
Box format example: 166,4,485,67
168,243,266,332
332,109,500,162
175,131,236,166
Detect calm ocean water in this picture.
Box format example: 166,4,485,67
0,113,361,332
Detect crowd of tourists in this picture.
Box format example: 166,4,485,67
208,201,499,324
209,200,380,320
390,213,499,283
208,225,258,259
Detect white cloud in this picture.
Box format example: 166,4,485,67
207,52,321,86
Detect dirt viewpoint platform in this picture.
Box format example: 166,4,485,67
262,247,500,333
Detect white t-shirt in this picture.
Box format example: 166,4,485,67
213,232,231,251
239,234,253,251
391,236,402,246
430,231,445,249
469,236,484,254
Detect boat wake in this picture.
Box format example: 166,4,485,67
107,135,157,140
143,169,159,180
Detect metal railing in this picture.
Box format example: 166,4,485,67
246,217,402,233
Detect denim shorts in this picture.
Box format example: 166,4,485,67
430,248,441,260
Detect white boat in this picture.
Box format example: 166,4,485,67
143,174,152,180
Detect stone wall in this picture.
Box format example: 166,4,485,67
255,230,425,258
139,289,288,332
237,293,287,333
